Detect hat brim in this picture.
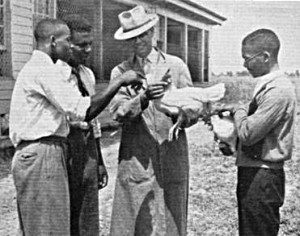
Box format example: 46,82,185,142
114,14,159,40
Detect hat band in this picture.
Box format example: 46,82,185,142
123,19,152,33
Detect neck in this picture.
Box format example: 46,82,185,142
69,60,80,68
269,63,280,73
36,44,53,60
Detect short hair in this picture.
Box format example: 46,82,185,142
62,14,92,35
242,29,280,59
34,18,68,42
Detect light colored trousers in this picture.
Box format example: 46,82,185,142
12,139,70,236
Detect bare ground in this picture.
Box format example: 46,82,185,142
1,118,300,235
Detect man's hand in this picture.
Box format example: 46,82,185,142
118,70,144,87
143,82,169,100
210,103,240,116
98,164,108,189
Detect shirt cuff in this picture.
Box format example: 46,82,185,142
234,105,248,120
76,97,91,120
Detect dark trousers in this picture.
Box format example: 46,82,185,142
237,167,285,236
68,127,99,236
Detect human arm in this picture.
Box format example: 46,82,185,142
95,137,108,189
109,66,167,122
85,70,143,122
234,87,289,145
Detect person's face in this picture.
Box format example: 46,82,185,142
53,24,72,62
242,43,270,78
70,31,93,67
127,29,153,58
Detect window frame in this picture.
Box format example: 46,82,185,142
0,0,6,50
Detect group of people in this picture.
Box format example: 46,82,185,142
9,5,296,236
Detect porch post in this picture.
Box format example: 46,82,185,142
183,23,188,63
94,0,103,81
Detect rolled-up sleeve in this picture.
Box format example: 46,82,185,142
109,67,143,122
37,65,90,121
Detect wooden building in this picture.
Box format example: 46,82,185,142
0,0,225,135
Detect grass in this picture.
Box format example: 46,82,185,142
98,75,300,235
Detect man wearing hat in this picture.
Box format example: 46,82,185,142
109,5,202,236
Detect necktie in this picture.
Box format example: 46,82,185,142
71,67,89,97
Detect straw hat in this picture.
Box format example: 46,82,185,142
114,6,159,40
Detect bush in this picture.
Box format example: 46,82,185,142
210,75,255,104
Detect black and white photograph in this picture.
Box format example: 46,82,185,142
0,0,300,235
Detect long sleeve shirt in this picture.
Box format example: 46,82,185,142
110,48,202,142
234,70,296,169
9,50,90,146
56,61,102,138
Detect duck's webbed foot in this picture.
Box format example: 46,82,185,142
168,108,185,141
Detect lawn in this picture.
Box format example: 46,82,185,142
98,119,300,236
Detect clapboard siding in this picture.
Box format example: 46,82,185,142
12,0,32,18
12,43,33,54
11,24,32,36
12,61,27,74
11,15,32,26
12,1,32,9
12,52,32,63
12,35,32,45
11,0,33,80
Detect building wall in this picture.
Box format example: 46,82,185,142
102,1,131,81
0,0,12,78
10,0,33,79
102,0,212,83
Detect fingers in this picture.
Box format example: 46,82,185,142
120,70,144,86
135,71,146,79
145,83,168,100
100,174,108,188
98,165,108,189
98,173,108,189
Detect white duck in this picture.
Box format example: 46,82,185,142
147,68,226,141
210,111,238,156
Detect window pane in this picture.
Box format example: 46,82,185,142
0,8,3,25
45,0,49,15
0,27,4,45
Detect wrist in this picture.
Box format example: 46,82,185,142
113,75,125,88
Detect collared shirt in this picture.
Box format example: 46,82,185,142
234,70,296,169
110,47,201,143
57,61,101,138
9,50,91,146
252,69,283,98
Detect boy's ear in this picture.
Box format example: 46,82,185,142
263,51,270,62
50,35,56,47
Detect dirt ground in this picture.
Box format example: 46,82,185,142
1,119,300,235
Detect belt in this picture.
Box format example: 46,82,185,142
18,135,67,147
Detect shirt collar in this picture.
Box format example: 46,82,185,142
32,50,54,65
252,69,283,98
147,47,158,64
55,59,72,81
136,47,159,66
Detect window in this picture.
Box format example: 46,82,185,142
33,0,56,47
0,0,5,48
33,0,56,28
